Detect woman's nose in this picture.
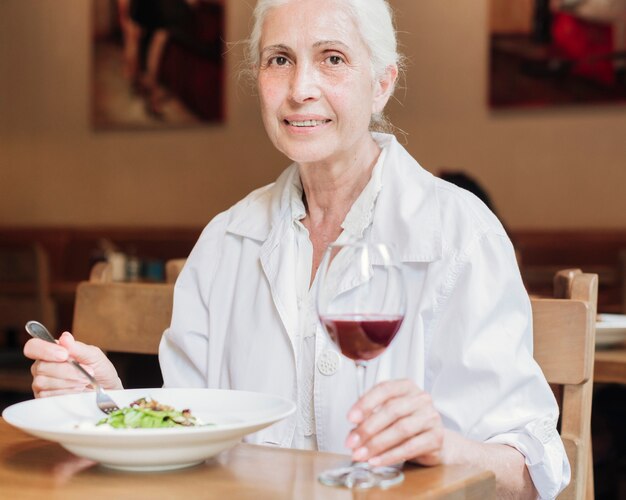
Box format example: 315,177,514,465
289,63,321,103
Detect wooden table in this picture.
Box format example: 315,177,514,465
0,419,494,499
595,344,626,384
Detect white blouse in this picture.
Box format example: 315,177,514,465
160,134,570,499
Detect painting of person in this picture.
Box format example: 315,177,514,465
92,0,224,128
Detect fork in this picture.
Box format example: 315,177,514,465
24,320,120,414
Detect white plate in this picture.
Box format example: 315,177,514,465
596,314,626,347
2,388,295,472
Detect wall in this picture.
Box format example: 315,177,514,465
1,0,625,229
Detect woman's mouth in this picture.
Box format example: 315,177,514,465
284,119,331,127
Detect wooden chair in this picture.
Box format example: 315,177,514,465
72,263,173,355
0,243,56,340
531,270,597,500
73,258,187,354
0,243,57,392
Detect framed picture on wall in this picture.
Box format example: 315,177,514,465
92,0,225,129
488,0,626,108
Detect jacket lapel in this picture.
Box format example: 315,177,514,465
258,216,299,356
225,165,302,358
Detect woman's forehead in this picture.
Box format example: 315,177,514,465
260,0,361,50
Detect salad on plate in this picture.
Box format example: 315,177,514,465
95,397,209,429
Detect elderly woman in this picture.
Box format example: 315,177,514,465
25,0,568,497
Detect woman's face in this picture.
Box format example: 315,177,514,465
257,0,389,166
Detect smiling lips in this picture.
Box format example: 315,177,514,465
284,118,331,127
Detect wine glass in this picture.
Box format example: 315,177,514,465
316,241,406,489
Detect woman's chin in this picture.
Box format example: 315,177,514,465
277,144,334,165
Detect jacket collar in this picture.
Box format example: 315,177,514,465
369,133,442,262
226,133,442,263
225,165,298,242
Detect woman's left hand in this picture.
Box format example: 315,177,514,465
345,379,445,467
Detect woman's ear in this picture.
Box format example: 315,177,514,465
372,64,398,114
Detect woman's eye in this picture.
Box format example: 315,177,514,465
326,55,344,65
270,56,289,66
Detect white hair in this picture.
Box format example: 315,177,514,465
246,0,403,129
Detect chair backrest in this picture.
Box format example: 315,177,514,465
72,262,173,355
531,270,597,500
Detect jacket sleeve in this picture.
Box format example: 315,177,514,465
158,212,229,388
426,230,570,500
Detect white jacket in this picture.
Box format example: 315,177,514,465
160,133,569,499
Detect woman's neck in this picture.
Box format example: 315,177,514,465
298,135,382,285
299,136,381,223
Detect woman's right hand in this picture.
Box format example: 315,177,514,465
23,331,123,398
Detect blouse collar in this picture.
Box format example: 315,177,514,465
288,147,387,242
226,133,442,263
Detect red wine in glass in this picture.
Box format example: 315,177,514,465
320,314,403,361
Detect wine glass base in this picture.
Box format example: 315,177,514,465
318,462,404,489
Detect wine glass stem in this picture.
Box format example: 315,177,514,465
353,361,369,469
355,361,367,399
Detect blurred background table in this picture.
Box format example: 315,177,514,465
595,346,626,384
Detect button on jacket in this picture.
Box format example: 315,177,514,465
160,133,569,499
